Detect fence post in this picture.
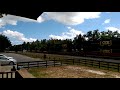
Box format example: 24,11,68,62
17,63,19,70
11,72,13,78
92,60,94,67
54,60,55,67
99,61,100,68
118,63,119,72
61,59,62,66
46,60,47,68
2,73,4,78
37,62,39,67
73,59,74,65
79,59,80,65
6,72,8,78
28,62,29,69
107,62,109,70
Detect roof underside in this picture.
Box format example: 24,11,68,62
0,8,43,20
0,2,43,20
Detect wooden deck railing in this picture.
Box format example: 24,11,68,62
0,71,15,78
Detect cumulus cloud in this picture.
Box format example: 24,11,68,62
0,14,38,28
105,27,120,33
49,27,84,40
37,12,101,25
102,19,110,25
2,30,37,43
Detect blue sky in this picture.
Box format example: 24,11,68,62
0,12,120,45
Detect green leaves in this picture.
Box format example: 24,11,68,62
0,34,11,52
10,29,120,54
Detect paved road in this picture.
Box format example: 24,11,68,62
3,53,42,62
64,55,120,63
2,52,120,64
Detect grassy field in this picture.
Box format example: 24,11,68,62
16,52,72,60
28,65,120,78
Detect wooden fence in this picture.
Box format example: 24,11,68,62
0,71,15,78
17,60,62,69
1,57,120,78
17,58,120,72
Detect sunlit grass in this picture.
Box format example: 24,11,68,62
28,65,118,78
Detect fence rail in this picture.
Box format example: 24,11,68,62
16,58,120,72
17,60,62,69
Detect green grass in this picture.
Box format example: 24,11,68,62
30,71,48,78
29,70,40,77
28,67,49,78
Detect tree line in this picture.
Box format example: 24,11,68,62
0,34,11,52
1,29,120,55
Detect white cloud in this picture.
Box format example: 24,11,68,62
37,12,101,25
67,27,72,29
2,30,37,43
49,35,64,40
0,14,38,28
37,16,45,23
105,27,120,33
11,40,23,45
106,12,110,13
49,27,84,40
103,19,110,25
